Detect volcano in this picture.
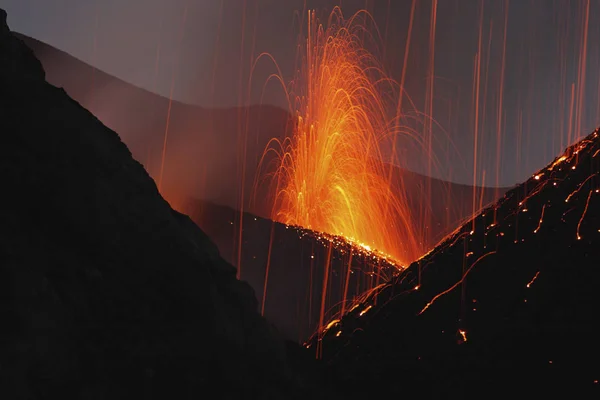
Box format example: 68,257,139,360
309,128,600,395
13,32,512,342
15,31,510,246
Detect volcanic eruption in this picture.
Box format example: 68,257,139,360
12,16,509,344
4,1,600,397
262,8,421,267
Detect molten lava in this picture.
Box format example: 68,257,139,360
263,8,420,265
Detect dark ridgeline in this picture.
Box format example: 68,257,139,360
309,126,600,395
0,9,327,400
16,31,511,343
11,31,293,218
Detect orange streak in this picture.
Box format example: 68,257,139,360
533,204,546,233
158,3,188,192
565,173,597,203
261,221,276,316
575,0,590,142
236,0,248,278
576,190,593,240
419,251,497,315
526,271,540,288
341,251,354,316
472,3,484,231
494,0,509,224
147,16,164,175
424,0,438,253
317,241,334,359
387,0,416,220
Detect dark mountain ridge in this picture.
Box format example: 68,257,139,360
0,9,320,399
309,127,600,395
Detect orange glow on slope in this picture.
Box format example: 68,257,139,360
263,8,420,266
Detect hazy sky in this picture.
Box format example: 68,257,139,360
3,0,600,186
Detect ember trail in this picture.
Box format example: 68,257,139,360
262,8,420,266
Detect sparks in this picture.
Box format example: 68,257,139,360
263,8,421,267
549,155,568,170
565,174,597,203
533,204,546,233
526,271,540,288
323,319,340,332
419,251,497,314
359,305,373,317
576,190,593,240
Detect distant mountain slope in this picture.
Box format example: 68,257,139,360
310,128,600,395
13,32,291,213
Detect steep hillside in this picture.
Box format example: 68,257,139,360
12,31,292,213
0,9,312,399
310,128,600,396
181,198,400,342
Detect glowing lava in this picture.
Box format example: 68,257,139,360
263,8,420,265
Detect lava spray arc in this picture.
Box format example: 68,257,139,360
258,8,423,267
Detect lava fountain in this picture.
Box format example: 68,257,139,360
260,8,421,266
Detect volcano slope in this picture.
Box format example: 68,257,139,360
180,183,504,344
181,198,401,343
309,129,600,396
0,9,322,399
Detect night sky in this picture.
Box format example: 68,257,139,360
4,0,600,186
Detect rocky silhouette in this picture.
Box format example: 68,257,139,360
309,127,600,396
0,9,318,399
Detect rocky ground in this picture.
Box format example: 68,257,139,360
310,126,600,396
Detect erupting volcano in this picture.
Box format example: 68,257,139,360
5,0,600,397
262,8,420,266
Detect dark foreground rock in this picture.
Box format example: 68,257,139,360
0,9,321,399
310,126,600,396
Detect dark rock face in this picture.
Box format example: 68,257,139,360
311,128,600,396
0,9,298,399
0,10,44,80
